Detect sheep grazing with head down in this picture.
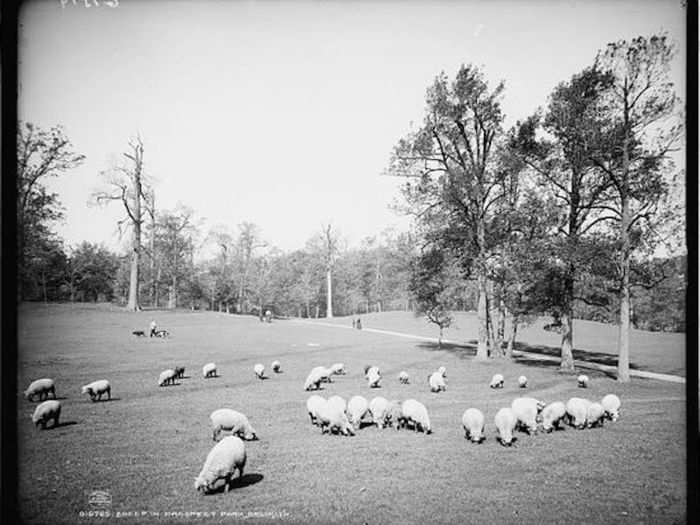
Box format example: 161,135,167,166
541,401,567,432
462,408,485,443
368,396,390,428
490,374,504,389
398,371,409,384
203,363,217,378
210,409,258,441
253,364,265,380
194,436,246,494
577,374,589,388
316,402,355,436
158,369,177,387
401,399,431,434
428,371,446,393
511,397,544,435
566,397,592,429
586,402,606,428
494,407,517,446
81,380,111,402
271,360,281,373
304,367,332,391
24,378,56,402
306,395,326,425
601,394,621,421
518,376,528,388
347,396,369,429
366,367,382,388
330,363,346,375
32,400,61,429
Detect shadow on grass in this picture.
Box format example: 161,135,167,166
43,420,78,430
416,341,478,358
207,473,264,494
89,397,122,402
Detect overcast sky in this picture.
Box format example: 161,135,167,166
19,0,686,256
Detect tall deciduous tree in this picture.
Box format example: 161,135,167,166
590,34,684,381
235,222,266,314
388,64,506,358
94,136,149,311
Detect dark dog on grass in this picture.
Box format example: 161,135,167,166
174,366,185,379
154,329,170,338
132,330,146,337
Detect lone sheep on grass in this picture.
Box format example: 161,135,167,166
398,371,409,384
304,367,333,391
330,363,346,375
24,378,56,402
194,436,247,494
518,376,528,388
254,364,265,380
203,363,217,378
158,369,177,387
577,375,589,388
81,380,111,402
490,374,504,389
210,409,258,441
428,371,446,393
367,367,382,388
271,360,281,373
32,400,61,430
462,408,485,443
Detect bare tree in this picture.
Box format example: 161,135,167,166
93,136,149,311
235,222,266,314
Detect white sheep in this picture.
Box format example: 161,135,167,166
158,369,177,387
398,371,409,384
210,409,258,441
511,397,544,435
367,368,382,388
81,380,111,402
518,375,528,388
494,407,517,446
601,394,621,421
364,365,380,378
314,365,335,383
306,395,326,425
347,395,369,429
271,360,281,373
428,371,446,393
330,363,346,375
462,408,485,443
304,367,332,391
253,363,265,380
566,397,592,429
368,396,390,428
489,374,504,389
541,401,567,432
586,402,606,428
24,378,56,402
194,436,246,494
326,395,347,414
32,400,61,429
203,363,217,378
316,403,355,436
401,399,431,434
577,374,589,388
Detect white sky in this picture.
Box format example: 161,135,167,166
19,0,686,256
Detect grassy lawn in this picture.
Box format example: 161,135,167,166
17,304,686,524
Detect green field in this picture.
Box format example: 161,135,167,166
17,304,686,524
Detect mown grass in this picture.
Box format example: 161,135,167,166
17,304,686,524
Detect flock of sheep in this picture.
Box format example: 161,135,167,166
23,338,622,495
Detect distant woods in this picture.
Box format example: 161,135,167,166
18,34,685,378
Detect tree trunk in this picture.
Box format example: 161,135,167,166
126,163,142,312
560,274,576,372
315,304,319,318
168,275,177,309
326,268,333,318
618,192,631,382
505,315,517,359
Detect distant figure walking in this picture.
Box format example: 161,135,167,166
356,318,362,330
265,310,272,323
352,319,356,329
149,320,157,338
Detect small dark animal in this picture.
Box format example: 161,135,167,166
132,330,146,337
174,366,185,379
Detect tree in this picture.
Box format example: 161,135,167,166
94,136,150,311
156,205,197,309
17,122,85,300
234,222,266,314
321,224,340,318
388,64,506,358
67,242,120,302
590,34,684,381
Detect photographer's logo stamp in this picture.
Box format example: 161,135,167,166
87,490,112,510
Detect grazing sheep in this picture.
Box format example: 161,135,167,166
541,401,567,432
367,368,382,388
304,367,333,391
428,371,446,393
368,396,390,428
306,395,326,425
210,409,258,441
494,407,517,446
462,408,485,443
24,378,56,402
32,400,61,429
194,436,246,494
330,363,346,375
271,360,281,373
601,394,621,421
489,374,504,389
398,371,409,384
311,366,335,383
316,403,355,436
154,329,170,338
174,367,186,379
518,375,528,388
577,374,589,388
401,399,431,434
254,364,265,380
347,396,369,429
511,397,544,435
81,380,111,402
158,369,177,387
387,400,404,430
365,366,380,378
327,395,347,414
586,402,606,428
203,363,217,378
566,397,592,429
